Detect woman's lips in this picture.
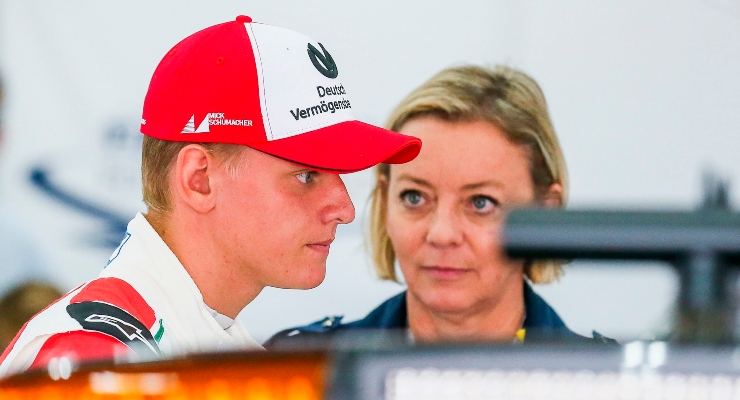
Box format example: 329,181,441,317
421,266,471,280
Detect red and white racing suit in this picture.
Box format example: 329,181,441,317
0,213,262,377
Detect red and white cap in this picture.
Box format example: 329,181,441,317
141,15,421,173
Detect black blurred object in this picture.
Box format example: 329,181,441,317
503,174,739,343
702,169,731,210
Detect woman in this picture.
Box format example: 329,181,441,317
268,65,609,345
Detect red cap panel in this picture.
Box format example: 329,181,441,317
141,21,265,143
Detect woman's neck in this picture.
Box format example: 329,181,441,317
406,280,525,343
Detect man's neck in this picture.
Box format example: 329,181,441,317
406,279,525,343
144,211,262,319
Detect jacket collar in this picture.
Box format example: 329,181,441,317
346,281,574,337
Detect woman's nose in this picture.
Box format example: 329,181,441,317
425,206,463,248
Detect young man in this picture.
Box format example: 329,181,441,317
0,16,421,377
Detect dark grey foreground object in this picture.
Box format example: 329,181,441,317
503,209,740,342
327,342,740,400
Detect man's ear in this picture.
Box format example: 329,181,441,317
541,183,564,208
173,144,216,213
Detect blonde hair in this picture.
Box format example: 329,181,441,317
370,65,568,284
141,136,246,213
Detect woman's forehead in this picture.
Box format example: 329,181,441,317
393,117,533,192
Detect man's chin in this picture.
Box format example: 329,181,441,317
275,265,326,290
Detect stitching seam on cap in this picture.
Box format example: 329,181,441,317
245,23,273,140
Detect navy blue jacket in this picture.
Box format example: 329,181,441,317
266,283,614,347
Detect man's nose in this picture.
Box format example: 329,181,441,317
322,175,355,225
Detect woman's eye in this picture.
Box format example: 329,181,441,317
470,195,497,212
296,171,316,184
400,190,425,207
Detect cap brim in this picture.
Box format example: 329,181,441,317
247,121,422,173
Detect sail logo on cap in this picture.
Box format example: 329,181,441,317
181,113,253,134
307,43,338,79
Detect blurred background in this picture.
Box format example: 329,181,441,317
0,0,738,344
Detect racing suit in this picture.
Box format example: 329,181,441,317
0,213,262,377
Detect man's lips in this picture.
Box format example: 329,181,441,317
306,239,334,254
421,266,472,279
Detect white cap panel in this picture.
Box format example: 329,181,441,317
247,23,354,141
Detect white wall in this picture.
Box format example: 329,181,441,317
1,0,738,342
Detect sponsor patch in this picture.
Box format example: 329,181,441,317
181,113,253,134
290,98,351,121
307,43,338,79
67,301,161,358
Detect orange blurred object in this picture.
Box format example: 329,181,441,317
0,351,327,399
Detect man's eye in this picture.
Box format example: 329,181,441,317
400,190,425,207
296,171,316,184
471,195,497,212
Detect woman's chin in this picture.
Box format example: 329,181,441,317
415,289,478,314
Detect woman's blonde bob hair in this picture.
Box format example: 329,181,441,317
369,65,568,285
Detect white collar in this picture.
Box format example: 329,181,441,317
204,303,235,330
102,213,262,352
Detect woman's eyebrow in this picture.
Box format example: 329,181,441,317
395,174,433,188
461,180,504,191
